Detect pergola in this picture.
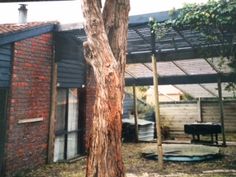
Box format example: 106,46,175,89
58,11,236,98
125,12,235,152
125,11,236,98
123,11,235,166
57,11,236,151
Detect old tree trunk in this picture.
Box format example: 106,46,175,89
82,0,130,177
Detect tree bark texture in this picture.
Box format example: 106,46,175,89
82,0,130,177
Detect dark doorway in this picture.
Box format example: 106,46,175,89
0,88,8,176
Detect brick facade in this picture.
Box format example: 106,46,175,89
5,33,53,176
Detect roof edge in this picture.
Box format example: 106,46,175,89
0,23,56,45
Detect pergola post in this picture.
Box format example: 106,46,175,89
132,85,139,143
197,97,203,122
217,77,226,146
150,20,163,169
152,54,163,169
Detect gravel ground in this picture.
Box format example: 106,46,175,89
20,142,236,177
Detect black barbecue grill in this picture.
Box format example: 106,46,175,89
184,122,221,144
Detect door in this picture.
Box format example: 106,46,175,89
54,88,85,162
0,88,7,175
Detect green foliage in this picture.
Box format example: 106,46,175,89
150,0,236,95
170,0,236,67
171,0,236,32
149,18,169,40
181,93,196,101
125,86,150,101
150,0,236,68
224,82,236,97
136,102,153,116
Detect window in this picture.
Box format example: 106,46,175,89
54,88,84,162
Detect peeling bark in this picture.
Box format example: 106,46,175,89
82,0,130,177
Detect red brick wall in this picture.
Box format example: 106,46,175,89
5,33,53,176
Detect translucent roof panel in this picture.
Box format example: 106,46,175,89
125,58,225,79
125,63,153,78
174,59,217,75
175,84,218,98
144,62,185,76
175,83,235,98
208,57,234,74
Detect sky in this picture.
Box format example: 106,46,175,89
0,0,208,24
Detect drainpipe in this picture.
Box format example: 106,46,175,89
18,4,27,24
48,38,58,163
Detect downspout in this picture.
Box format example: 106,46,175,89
47,34,58,163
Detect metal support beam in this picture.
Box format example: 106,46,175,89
217,77,226,146
132,85,139,143
126,44,236,64
125,73,236,86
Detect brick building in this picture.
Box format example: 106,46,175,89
0,22,87,177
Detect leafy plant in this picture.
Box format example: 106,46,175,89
155,0,235,58
150,0,236,95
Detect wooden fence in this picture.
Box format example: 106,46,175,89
159,100,236,136
123,94,236,137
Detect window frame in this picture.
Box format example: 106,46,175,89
55,88,84,161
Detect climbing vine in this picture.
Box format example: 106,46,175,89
150,0,236,94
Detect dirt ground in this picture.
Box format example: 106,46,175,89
123,143,236,177
19,142,236,177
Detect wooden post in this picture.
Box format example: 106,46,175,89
197,97,203,122
217,77,226,146
152,54,163,169
47,60,58,163
132,85,139,142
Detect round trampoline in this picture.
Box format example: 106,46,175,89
142,144,221,162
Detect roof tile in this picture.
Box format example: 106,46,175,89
0,22,57,35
